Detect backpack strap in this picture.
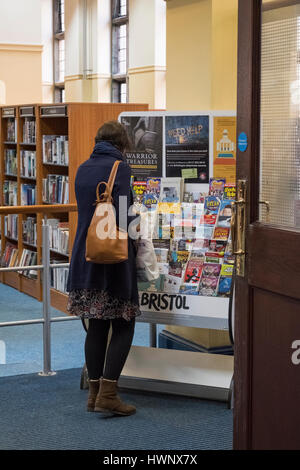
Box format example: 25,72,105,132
96,160,121,203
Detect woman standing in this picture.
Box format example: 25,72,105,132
67,121,140,416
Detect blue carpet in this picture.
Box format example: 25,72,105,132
0,367,233,450
0,284,159,376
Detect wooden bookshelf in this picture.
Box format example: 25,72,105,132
0,102,148,310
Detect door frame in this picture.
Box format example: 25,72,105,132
234,0,300,449
234,0,261,450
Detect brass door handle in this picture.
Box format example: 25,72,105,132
231,200,246,255
230,180,247,276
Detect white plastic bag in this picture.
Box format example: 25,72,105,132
135,210,159,282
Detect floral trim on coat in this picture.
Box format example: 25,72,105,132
67,288,141,322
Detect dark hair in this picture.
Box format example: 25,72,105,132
95,120,131,153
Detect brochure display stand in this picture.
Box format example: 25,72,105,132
118,111,236,402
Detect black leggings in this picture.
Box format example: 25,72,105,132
84,318,135,381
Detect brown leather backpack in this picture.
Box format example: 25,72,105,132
85,160,128,264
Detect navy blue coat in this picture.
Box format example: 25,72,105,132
67,141,139,306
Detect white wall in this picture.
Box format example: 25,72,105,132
97,0,111,76
41,0,53,83
154,0,166,67
65,0,83,76
0,0,42,44
129,0,155,68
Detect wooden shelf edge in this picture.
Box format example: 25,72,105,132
50,288,68,314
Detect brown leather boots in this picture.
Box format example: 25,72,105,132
87,378,136,416
87,379,100,412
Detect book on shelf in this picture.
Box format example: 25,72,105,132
1,243,19,268
42,135,69,166
6,118,17,142
23,117,36,144
50,260,69,293
42,175,69,204
21,150,36,178
4,214,18,240
47,219,69,255
22,217,37,246
3,180,18,206
18,248,37,279
21,183,36,205
5,149,17,175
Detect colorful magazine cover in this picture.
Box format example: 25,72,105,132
209,178,226,197
183,191,207,203
205,252,223,264
199,275,219,296
138,274,164,293
215,199,232,229
153,238,170,250
218,276,232,297
143,177,161,209
168,250,190,278
163,274,182,293
174,224,195,240
204,196,221,226
132,181,147,203
207,239,227,253
154,247,169,263
179,284,200,295
183,258,204,284
171,238,194,252
199,261,223,296
181,202,205,226
220,263,234,277
224,239,235,264
213,227,230,241
155,202,181,239
195,225,214,240
146,177,161,196
192,238,210,251
218,264,234,297
157,263,169,275
223,183,236,200
202,262,221,278
160,178,183,203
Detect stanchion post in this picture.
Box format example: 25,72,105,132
150,324,157,348
39,219,56,377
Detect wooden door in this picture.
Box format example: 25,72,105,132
234,0,300,449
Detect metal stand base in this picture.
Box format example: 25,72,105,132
38,371,57,377
119,346,234,402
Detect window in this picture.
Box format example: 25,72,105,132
111,0,128,103
53,0,65,103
